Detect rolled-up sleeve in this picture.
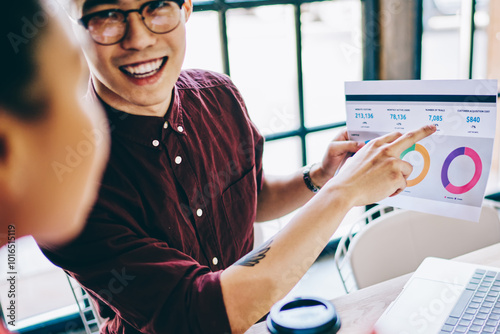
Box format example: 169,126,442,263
42,186,231,334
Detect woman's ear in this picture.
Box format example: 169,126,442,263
0,112,29,201
183,0,193,22
0,111,11,168
0,113,17,211
0,131,13,215
0,134,5,163
0,111,33,237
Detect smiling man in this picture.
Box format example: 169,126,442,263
41,1,436,333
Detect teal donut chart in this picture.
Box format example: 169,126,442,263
441,147,482,194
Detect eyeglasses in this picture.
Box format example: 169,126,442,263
79,0,185,45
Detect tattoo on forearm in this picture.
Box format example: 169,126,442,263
234,239,273,267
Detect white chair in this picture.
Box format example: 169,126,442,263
67,275,103,334
334,202,500,293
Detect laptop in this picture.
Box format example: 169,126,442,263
373,257,500,333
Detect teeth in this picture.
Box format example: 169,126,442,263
122,58,164,78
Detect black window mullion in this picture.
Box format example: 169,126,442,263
265,121,346,142
216,0,231,76
468,0,477,79
294,1,307,166
361,0,380,80
413,0,423,79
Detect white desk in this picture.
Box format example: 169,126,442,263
246,243,500,334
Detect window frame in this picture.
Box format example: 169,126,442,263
192,0,372,165
191,0,427,165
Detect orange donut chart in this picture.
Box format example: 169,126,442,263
400,144,431,187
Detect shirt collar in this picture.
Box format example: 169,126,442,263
86,79,186,148
166,84,185,135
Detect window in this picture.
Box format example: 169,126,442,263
421,0,490,79
183,0,363,171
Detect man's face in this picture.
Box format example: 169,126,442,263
77,0,192,113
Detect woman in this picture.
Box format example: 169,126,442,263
0,0,109,330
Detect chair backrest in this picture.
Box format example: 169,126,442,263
335,203,500,293
67,275,103,334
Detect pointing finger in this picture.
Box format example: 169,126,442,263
389,125,436,155
371,131,404,146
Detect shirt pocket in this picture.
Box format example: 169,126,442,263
220,166,258,263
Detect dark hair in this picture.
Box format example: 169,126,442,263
0,1,49,120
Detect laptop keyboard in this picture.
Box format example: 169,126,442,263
440,269,500,333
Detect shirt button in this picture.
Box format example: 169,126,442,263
196,209,203,217
163,121,169,129
212,257,219,266
177,126,184,133
152,140,160,147
175,156,182,165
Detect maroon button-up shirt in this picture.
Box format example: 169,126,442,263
41,69,264,334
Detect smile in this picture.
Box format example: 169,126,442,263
120,57,167,79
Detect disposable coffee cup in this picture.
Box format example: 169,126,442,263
266,297,341,334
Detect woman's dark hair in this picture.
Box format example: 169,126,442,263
0,1,49,120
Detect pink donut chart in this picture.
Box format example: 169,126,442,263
441,147,482,195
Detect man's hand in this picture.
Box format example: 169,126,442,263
327,125,437,207
311,130,363,187
223,124,437,334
